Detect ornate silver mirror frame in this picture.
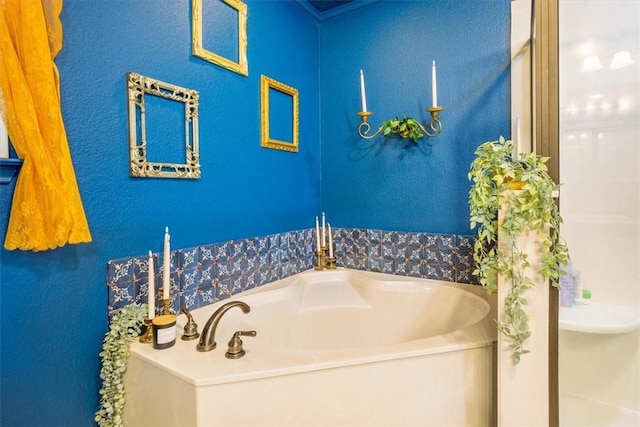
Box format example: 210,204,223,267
260,75,299,153
192,0,248,76
127,72,201,179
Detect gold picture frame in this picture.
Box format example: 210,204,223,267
127,72,201,179
192,0,248,76
260,75,299,153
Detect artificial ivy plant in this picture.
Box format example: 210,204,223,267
381,116,424,142
468,136,569,363
95,303,147,427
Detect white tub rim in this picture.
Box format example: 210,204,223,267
129,268,497,387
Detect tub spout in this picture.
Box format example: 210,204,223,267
196,301,251,352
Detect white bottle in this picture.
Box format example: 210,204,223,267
559,262,573,307
573,271,583,305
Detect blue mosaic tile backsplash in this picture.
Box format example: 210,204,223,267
106,228,478,314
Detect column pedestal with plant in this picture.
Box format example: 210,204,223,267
468,137,569,427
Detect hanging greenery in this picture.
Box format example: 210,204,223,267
468,136,569,363
95,303,147,427
381,116,424,142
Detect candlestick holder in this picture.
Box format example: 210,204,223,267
161,298,172,315
314,248,326,271
425,106,444,136
154,287,172,315
315,246,338,271
139,318,154,343
356,106,444,140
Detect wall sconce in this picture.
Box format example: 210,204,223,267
356,62,444,141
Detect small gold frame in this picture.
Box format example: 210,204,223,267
260,75,299,153
192,0,248,76
127,72,201,179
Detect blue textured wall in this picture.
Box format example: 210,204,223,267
0,0,511,425
0,1,319,425
320,0,510,234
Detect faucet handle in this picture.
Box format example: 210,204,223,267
225,330,257,359
181,308,200,341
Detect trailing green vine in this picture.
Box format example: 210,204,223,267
95,303,147,427
381,116,424,142
468,137,569,363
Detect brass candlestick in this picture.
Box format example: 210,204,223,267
156,285,172,315
139,318,153,343
315,245,338,270
356,111,383,140
314,247,326,271
357,111,373,123
161,298,171,315
424,106,444,137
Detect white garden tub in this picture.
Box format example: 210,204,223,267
124,268,497,426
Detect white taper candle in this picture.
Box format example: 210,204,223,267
359,69,367,112
163,227,170,300
431,60,438,107
315,216,321,251
328,223,334,258
148,251,155,319
321,212,326,247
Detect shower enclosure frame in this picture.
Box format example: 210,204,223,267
530,0,560,425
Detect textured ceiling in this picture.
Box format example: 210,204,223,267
306,0,356,13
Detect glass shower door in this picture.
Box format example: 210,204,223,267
558,1,640,425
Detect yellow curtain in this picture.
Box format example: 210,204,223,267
0,0,91,251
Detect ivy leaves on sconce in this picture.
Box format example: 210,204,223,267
381,116,436,143
382,116,424,142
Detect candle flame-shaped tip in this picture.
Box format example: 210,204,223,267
360,69,363,75
432,60,436,66
165,226,169,233
149,250,152,256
